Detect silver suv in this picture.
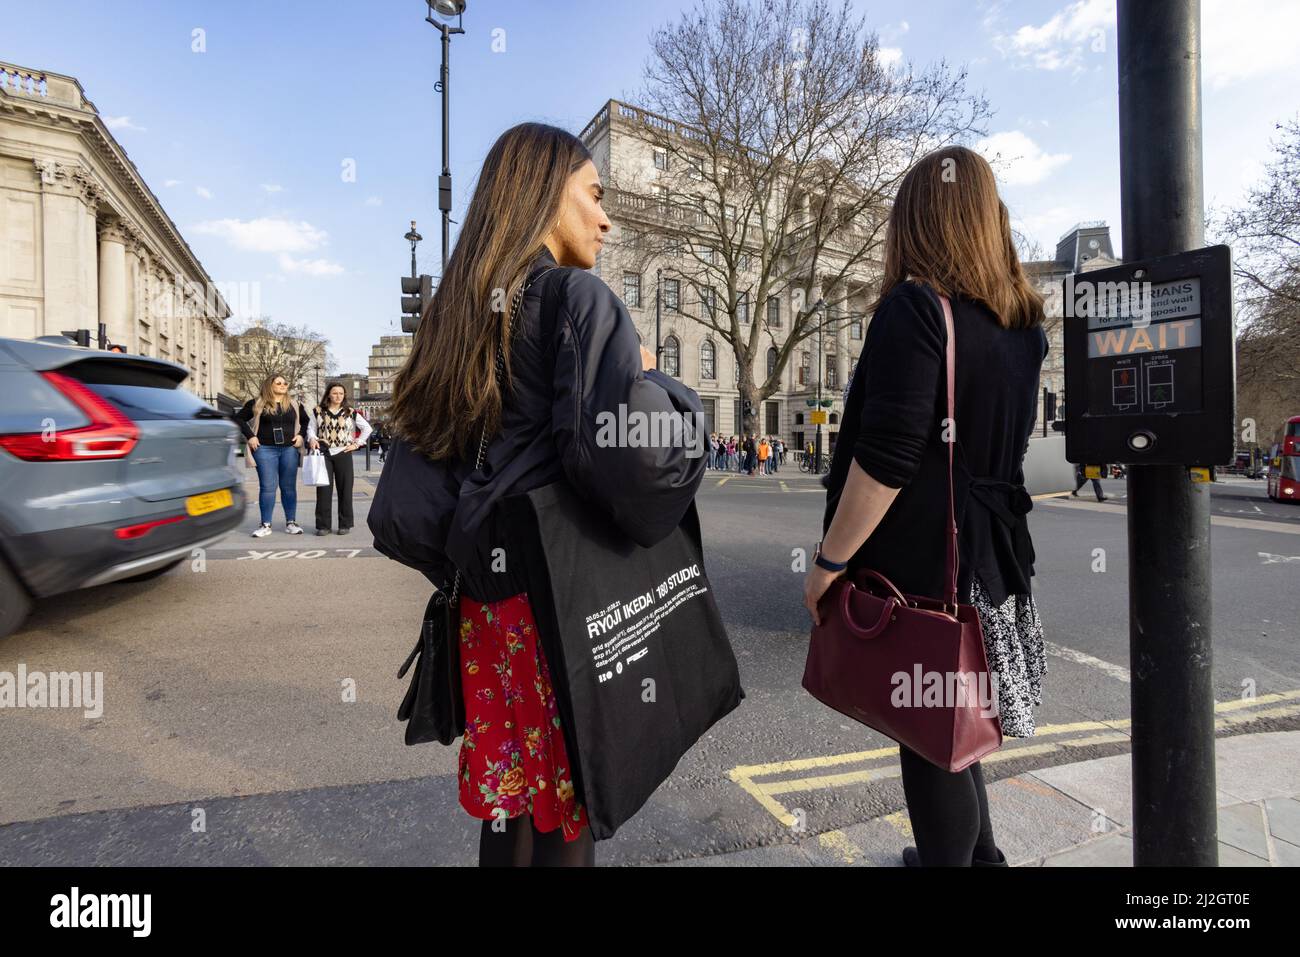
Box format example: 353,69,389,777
0,337,246,638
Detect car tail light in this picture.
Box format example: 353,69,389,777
114,515,186,540
0,370,140,460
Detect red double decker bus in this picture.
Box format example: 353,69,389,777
1266,415,1300,502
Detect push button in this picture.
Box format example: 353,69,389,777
1127,430,1155,452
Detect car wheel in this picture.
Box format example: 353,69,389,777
116,557,185,584
0,558,33,640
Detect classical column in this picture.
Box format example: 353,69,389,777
97,218,130,350
34,159,102,335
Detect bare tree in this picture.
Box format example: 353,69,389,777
1221,118,1300,442
624,0,989,434
224,318,335,404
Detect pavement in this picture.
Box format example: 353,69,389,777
670,728,1300,867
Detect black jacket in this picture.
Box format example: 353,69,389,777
234,398,310,446
369,247,707,601
823,281,1048,606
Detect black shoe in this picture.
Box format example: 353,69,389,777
316,528,331,536
337,527,349,535
903,845,1008,866
973,847,1009,867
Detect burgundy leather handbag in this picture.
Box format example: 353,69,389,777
801,293,1003,772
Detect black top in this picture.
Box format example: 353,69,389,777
234,399,310,445
823,281,1048,606
368,246,707,601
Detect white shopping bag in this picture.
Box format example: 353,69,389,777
303,450,331,486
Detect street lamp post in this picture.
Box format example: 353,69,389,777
404,220,422,280
314,363,321,402
425,0,466,274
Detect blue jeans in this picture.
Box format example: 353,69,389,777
253,443,299,524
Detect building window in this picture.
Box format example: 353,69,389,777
765,401,779,436
798,351,810,387
738,253,751,272
725,203,736,221
701,397,715,434
827,359,837,389
737,291,750,324
623,272,642,308
701,285,717,316
767,346,778,378
663,279,680,312
663,335,680,377
653,148,668,171
701,339,716,380
850,318,863,339
766,296,780,328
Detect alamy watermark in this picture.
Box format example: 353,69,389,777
594,404,706,458
0,665,104,718
891,665,999,718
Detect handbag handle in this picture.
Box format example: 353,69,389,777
838,583,898,639
853,568,908,606
445,266,556,609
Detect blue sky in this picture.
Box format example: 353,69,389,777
6,0,1296,371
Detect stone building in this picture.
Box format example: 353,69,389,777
364,334,413,421
1024,221,1121,428
0,62,228,401
579,99,879,455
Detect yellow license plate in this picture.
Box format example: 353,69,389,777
186,488,233,516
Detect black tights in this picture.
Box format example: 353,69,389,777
478,817,595,867
898,744,999,866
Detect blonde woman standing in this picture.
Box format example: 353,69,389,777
235,374,312,537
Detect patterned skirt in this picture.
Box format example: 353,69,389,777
457,591,588,841
970,575,1047,738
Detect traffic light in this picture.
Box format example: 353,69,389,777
61,329,91,348
401,274,433,333
743,400,754,418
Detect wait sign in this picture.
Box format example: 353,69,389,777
1063,245,1235,466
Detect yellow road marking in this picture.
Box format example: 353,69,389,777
780,481,790,492
716,476,730,487
818,829,866,864
882,811,913,838
728,695,1300,825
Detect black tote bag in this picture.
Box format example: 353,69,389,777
509,482,744,841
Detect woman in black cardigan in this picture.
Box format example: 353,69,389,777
804,145,1049,867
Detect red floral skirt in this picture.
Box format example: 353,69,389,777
457,591,588,841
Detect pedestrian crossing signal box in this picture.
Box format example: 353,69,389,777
1063,244,1235,467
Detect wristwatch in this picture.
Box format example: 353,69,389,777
813,542,848,573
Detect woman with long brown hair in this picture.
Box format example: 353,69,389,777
371,122,706,866
803,145,1049,866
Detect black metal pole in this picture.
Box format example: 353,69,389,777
1117,0,1216,866
815,308,823,473
655,268,662,367
439,24,452,274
